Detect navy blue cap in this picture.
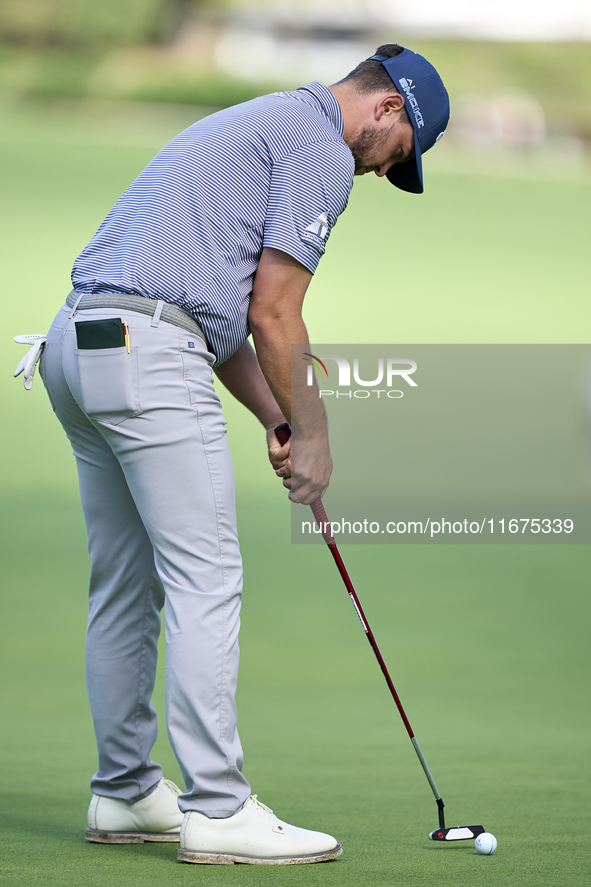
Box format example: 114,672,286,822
368,48,450,194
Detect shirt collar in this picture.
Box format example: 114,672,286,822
294,82,344,138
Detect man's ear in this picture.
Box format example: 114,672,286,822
375,92,406,121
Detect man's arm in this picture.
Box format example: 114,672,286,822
248,247,332,505
213,339,293,479
214,339,285,430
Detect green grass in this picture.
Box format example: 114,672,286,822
1,496,589,885
1,102,590,885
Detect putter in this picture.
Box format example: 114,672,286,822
275,422,485,842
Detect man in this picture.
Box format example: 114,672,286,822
35,44,449,865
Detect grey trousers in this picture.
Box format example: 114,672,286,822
40,302,251,817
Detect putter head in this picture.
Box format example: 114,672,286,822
429,825,485,841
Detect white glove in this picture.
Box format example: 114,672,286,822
14,334,47,390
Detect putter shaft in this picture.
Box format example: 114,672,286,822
274,423,446,827
310,499,444,817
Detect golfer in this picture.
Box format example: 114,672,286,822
37,44,449,865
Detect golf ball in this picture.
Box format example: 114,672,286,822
475,832,497,855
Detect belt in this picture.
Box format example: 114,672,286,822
66,291,206,343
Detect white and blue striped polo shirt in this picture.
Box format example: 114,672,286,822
72,82,355,364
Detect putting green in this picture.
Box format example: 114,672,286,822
0,101,589,886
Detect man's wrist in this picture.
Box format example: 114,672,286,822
291,423,329,443
264,417,287,432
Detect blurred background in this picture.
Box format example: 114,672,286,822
1,4,590,886
0,0,590,174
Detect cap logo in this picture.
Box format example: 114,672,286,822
435,131,445,142
398,77,424,129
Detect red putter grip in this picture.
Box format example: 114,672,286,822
274,422,291,446
273,424,335,545
311,499,335,545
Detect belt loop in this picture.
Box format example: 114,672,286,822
151,300,164,328
69,292,84,318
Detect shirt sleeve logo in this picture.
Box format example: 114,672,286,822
305,211,330,241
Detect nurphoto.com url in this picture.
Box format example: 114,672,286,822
301,517,574,538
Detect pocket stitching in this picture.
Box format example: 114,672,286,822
75,345,141,425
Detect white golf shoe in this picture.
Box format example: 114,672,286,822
86,778,183,843
177,794,342,865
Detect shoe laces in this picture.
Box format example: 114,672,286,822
162,779,182,796
249,795,276,818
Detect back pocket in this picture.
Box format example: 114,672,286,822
76,347,140,424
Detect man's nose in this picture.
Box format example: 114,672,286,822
374,160,396,178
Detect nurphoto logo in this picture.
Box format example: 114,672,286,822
303,354,418,399
303,353,329,377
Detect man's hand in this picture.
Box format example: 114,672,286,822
268,424,332,505
250,248,333,504
266,425,291,479
288,434,332,504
